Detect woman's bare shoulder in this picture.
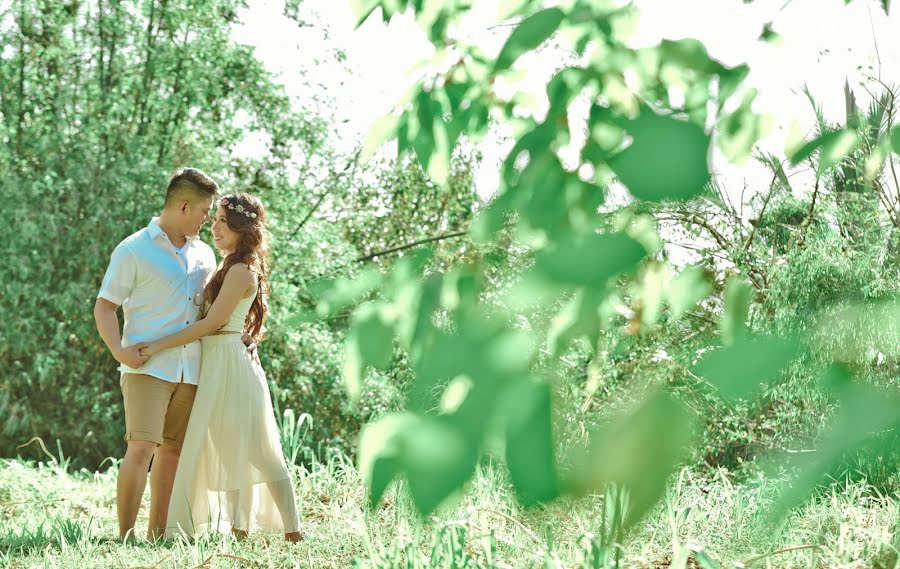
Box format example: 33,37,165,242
224,262,255,286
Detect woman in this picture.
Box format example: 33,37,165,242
139,193,301,542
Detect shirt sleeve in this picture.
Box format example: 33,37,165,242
97,243,137,306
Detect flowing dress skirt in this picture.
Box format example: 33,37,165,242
166,334,300,538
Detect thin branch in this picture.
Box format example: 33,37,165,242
873,178,900,228
0,498,68,506
292,191,329,236
743,544,829,568
292,147,362,238
479,508,542,545
677,212,732,253
883,87,900,213
743,167,782,251
868,5,883,83
801,175,821,234
355,229,468,263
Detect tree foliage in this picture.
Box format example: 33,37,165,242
299,0,900,524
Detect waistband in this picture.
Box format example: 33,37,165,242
201,333,244,346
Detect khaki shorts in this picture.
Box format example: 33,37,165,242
121,373,197,448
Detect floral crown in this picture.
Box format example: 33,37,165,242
222,197,258,219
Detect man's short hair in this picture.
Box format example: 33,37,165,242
165,167,220,206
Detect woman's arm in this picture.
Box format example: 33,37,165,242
141,264,255,356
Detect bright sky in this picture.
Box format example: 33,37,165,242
232,0,900,209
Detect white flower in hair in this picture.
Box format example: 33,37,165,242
223,198,258,220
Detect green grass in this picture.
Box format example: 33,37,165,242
1,455,897,568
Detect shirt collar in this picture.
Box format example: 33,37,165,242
148,217,197,246
148,217,164,240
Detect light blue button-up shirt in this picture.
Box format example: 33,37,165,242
98,217,216,385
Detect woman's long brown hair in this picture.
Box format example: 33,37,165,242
203,193,271,342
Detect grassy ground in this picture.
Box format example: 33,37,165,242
1,454,898,568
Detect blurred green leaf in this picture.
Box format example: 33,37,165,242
502,121,555,187
314,267,383,318
667,265,713,320
547,289,603,356
567,392,694,527
659,38,723,75
289,268,383,325
409,331,480,412
344,302,394,401
414,89,436,158
533,232,647,288
410,318,535,434
358,412,417,508
353,303,394,369
438,375,473,414
389,247,434,287
361,113,400,161
863,138,889,181
720,277,751,345
414,0,446,37
775,376,900,514
788,129,859,173
502,379,559,505
469,188,517,243
427,119,451,184
395,275,441,364
759,23,781,45
619,212,663,256
817,130,859,173
638,262,667,328
608,106,711,202
350,0,383,27
441,266,481,316
693,335,800,401
403,417,480,515
846,0,891,14
718,64,750,106
358,413,480,515
717,89,764,164
812,301,900,364
518,153,570,233
890,126,900,154
493,8,565,73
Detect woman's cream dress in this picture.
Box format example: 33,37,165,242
166,280,300,538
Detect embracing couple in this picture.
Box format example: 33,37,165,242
93,168,302,542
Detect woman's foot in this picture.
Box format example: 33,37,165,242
284,531,303,543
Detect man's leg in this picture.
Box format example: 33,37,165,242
147,444,180,541
147,381,197,541
119,373,172,540
118,440,156,539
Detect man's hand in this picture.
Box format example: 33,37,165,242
116,344,150,369
242,332,261,367
241,332,257,354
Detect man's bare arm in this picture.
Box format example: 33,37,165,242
94,298,147,369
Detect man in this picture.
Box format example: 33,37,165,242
94,167,218,541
